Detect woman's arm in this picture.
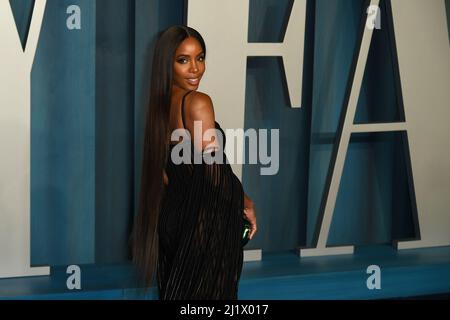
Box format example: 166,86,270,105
244,192,254,209
163,169,169,186
184,91,257,239
243,192,257,240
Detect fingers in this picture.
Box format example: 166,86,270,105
249,225,257,240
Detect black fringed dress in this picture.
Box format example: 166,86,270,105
157,90,244,300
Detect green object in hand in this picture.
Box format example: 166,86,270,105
242,217,251,247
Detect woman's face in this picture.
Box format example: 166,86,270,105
173,37,205,91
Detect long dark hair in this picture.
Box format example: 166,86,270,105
130,25,206,289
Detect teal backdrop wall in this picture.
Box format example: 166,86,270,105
5,0,433,267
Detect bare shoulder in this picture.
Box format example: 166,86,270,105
185,90,215,121
183,91,219,151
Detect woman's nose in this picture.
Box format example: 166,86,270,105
190,62,199,73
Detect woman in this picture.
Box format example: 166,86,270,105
131,25,257,300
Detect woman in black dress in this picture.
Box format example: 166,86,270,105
131,25,257,300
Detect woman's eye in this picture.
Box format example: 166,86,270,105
198,56,205,62
178,58,187,64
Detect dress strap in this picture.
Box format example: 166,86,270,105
181,90,194,129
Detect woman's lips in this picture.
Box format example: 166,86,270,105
186,78,200,85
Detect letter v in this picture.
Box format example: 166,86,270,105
0,0,49,279
0,0,47,69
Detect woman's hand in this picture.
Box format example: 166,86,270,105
243,193,257,240
243,207,257,240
